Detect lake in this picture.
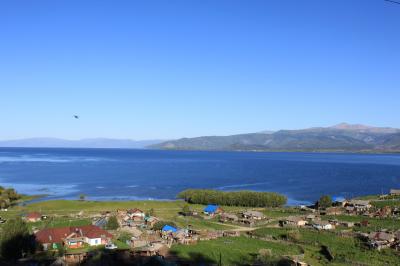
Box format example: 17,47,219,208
0,148,399,205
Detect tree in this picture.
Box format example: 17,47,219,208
181,204,191,216
105,216,119,230
146,208,155,217
0,217,36,260
318,195,332,209
79,194,86,201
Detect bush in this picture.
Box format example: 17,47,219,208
177,189,287,207
105,216,119,230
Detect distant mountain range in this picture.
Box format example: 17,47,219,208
0,138,164,149
150,123,400,152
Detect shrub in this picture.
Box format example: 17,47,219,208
177,189,287,207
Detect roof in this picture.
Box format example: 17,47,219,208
313,220,331,226
161,225,178,232
26,212,41,219
243,210,264,218
127,208,144,214
286,216,306,223
204,205,219,213
348,200,370,206
390,189,400,194
369,232,395,241
35,225,112,244
332,196,346,202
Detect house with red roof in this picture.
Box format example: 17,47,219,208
25,212,42,222
35,225,113,250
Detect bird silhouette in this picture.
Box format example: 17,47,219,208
73,115,79,119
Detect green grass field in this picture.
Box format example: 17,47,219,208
170,236,302,265
251,227,400,265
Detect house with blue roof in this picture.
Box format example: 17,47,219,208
203,204,222,216
332,196,347,207
161,224,178,233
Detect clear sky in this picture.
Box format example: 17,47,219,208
0,0,399,140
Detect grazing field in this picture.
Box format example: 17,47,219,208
251,227,400,265
170,236,302,265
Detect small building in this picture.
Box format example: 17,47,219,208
25,212,42,222
219,213,239,223
368,231,396,250
161,225,178,233
145,216,159,228
242,210,265,220
135,243,166,257
332,196,347,207
203,205,222,216
223,231,240,237
346,200,371,213
35,225,113,250
340,221,354,228
280,216,307,227
313,221,334,230
390,189,400,196
127,208,145,221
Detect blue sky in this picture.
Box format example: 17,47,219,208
0,0,399,140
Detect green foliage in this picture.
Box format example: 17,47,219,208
153,221,177,231
145,208,155,217
178,189,287,207
170,236,301,265
79,194,86,201
181,204,191,215
0,187,21,209
317,195,332,209
105,216,119,230
0,217,35,260
118,231,133,243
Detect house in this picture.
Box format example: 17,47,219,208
25,212,42,222
93,217,108,229
35,225,113,250
368,231,396,250
223,231,240,237
145,216,159,228
280,216,307,227
135,243,167,257
219,213,239,223
312,221,334,230
242,210,265,220
346,200,371,213
127,208,145,221
390,189,400,196
340,221,354,228
203,205,222,216
332,196,347,207
161,225,178,233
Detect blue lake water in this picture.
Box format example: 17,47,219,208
0,148,400,205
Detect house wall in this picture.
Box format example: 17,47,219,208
87,237,102,246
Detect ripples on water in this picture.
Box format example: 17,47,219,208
0,148,400,205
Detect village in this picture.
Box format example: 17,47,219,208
2,189,400,265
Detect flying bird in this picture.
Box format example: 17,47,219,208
73,115,79,119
